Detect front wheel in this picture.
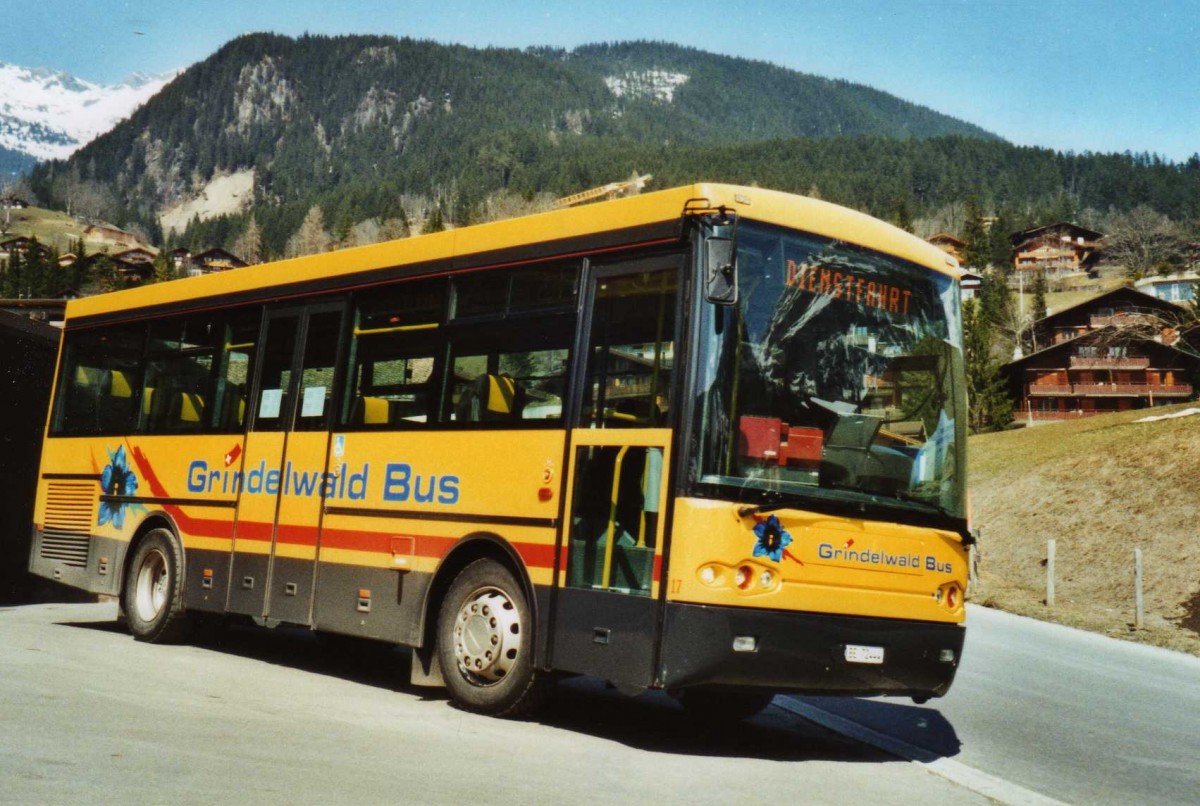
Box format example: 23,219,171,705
122,528,191,643
436,558,549,717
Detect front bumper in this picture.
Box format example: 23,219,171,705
658,601,965,698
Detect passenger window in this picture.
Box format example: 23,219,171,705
52,323,147,436
215,311,260,431
293,311,343,432
447,314,573,425
582,271,677,427
142,314,221,433
342,279,445,429
451,264,577,320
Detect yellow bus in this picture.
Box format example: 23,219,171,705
30,183,971,719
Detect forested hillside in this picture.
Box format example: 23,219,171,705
23,33,1200,259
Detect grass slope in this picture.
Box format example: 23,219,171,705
970,403,1200,655
0,206,142,256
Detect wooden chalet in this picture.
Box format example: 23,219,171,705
928,233,965,263
83,224,137,249
0,236,52,261
111,246,157,283
168,247,192,271
185,247,248,277
1011,222,1104,282
1001,286,1199,423
960,270,982,301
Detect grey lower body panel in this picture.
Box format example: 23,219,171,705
28,528,124,597
658,601,965,698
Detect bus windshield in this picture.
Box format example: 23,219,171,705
692,221,967,522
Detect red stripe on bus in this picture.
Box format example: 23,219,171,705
129,444,656,579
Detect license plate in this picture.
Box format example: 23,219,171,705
845,644,885,665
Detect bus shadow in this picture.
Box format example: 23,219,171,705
59,614,955,763
533,680,908,762
793,695,963,761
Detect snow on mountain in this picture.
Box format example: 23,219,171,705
0,62,179,162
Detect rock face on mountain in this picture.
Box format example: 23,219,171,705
23,34,996,231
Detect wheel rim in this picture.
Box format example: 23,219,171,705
451,585,522,686
134,548,169,623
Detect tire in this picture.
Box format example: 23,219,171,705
678,687,775,722
436,558,549,717
122,528,191,643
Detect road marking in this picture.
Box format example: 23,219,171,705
774,696,1068,806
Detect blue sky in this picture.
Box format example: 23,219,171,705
3,0,1197,161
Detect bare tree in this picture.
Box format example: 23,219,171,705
232,216,263,264
284,206,329,258
1104,205,1187,277
1084,301,1200,358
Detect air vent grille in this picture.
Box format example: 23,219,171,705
40,481,96,568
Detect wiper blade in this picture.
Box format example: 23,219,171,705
736,490,788,518
892,490,953,517
737,501,789,517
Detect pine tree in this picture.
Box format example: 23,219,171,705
1032,271,1048,321
152,252,174,284
961,196,990,270
962,298,1014,433
423,204,446,234
988,209,1014,278
2,250,23,297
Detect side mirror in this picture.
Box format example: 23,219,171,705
704,235,738,305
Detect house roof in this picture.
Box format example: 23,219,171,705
1002,324,1200,370
1035,285,1183,329
928,232,965,247
1011,222,1105,245
112,247,156,261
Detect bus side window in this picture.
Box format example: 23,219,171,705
142,313,226,434
446,314,573,426
52,324,147,436
342,278,445,430
582,270,677,428
215,309,260,431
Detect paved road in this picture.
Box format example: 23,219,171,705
0,602,986,806
790,604,1200,805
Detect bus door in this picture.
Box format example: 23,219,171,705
226,303,346,623
551,257,680,689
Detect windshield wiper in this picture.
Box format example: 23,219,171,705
736,490,788,518
891,490,954,518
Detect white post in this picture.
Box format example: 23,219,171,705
1134,547,1144,630
1046,538,1056,607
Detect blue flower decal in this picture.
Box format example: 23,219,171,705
98,445,139,529
752,514,792,563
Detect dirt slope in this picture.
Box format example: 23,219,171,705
970,404,1200,655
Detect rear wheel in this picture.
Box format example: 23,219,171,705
122,528,191,643
436,558,549,717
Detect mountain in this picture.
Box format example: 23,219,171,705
0,62,177,162
26,35,998,234
24,34,1200,256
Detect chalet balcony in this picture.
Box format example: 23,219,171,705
1068,355,1150,370
1072,383,1192,398
1027,384,1073,396
1089,314,1153,328
1026,382,1192,398
1022,410,1106,422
